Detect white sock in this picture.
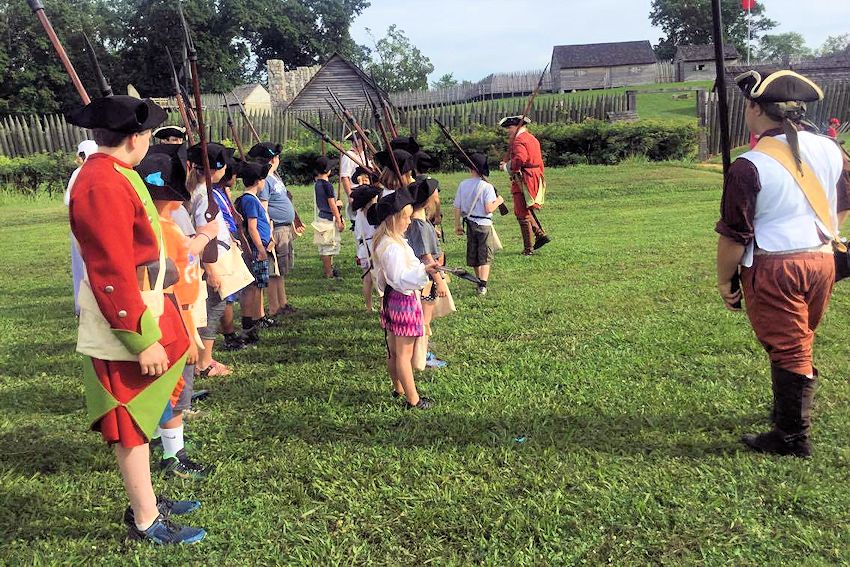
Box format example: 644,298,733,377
135,516,157,532
160,425,184,459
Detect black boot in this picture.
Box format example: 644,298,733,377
742,366,815,458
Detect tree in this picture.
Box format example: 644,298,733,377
817,34,850,57
650,0,776,60
431,73,458,89
364,25,434,92
757,32,812,64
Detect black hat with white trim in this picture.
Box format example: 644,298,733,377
734,70,823,103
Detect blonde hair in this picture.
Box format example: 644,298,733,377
371,204,413,274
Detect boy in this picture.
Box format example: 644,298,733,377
312,155,344,278
454,152,504,296
235,161,274,336
67,95,205,543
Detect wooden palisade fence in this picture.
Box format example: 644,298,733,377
700,80,850,158
0,91,630,157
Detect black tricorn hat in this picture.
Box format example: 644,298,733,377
350,184,382,212
247,142,283,159
314,155,339,174
412,150,437,174
367,186,415,226
498,115,532,128
135,143,189,202
410,176,440,209
187,142,230,170
67,95,167,133
468,151,490,177
734,70,823,103
374,148,415,176
390,136,420,154
235,160,272,187
351,166,375,183
153,125,187,140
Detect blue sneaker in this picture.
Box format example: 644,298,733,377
123,495,201,526
425,352,448,369
128,514,206,544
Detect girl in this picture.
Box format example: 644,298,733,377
375,148,416,197
371,188,440,409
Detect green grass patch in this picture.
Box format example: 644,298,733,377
3,163,850,563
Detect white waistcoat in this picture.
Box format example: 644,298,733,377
740,131,843,267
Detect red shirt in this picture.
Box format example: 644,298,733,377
509,130,545,198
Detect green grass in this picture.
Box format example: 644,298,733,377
4,163,850,564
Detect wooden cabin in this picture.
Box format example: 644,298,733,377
550,41,657,92
674,44,739,82
285,53,389,112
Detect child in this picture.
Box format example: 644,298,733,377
407,177,450,369
136,144,214,480
371,188,440,409
67,95,204,543
312,156,344,278
351,181,382,311
453,152,504,296
65,139,98,315
374,148,416,197
234,161,274,337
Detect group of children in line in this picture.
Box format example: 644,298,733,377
64,94,508,543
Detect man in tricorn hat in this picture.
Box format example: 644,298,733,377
499,115,550,255
67,95,206,543
153,125,187,145
716,70,850,457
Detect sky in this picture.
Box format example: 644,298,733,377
350,0,850,83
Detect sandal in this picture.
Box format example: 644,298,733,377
197,361,232,378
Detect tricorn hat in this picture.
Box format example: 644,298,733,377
468,151,490,177
412,150,437,174
187,142,230,170
153,125,187,140
734,70,823,103
67,95,167,133
351,165,375,183
498,115,532,128
410,176,439,209
350,184,382,212
135,143,189,202
367,186,415,226
314,155,339,174
344,129,371,142
390,136,420,154
374,148,415,176
247,142,283,159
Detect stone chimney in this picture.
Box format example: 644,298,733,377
267,59,288,110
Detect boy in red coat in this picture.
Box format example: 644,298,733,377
68,96,206,544
499,115,551,255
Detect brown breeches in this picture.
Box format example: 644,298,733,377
742,252,834,376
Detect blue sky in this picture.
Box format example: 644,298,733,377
350,0,850,82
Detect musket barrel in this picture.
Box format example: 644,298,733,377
28,1,90,104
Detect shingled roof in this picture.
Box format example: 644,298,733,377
551,41,657,70
676,43,739,62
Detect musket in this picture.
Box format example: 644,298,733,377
229,90,261,143
368,71,398,137
166,48,195,144
327,88,378,155
318,111,326,157
436,266,484,287
26,0,90,104
222,94,244,159
82,32,112,97
297,118,377,176
434,118,510,216
177,0,219,262
363,89,403,181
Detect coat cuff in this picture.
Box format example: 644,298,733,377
112,308,162,354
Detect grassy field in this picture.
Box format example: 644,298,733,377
4,162,850,564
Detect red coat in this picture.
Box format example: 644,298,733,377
509,130,545,203
70,153,189,447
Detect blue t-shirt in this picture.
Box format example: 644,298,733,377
238,193,271,247
314,179,336,221
258,173,295,225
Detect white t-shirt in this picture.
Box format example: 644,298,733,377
354,207,376,264
63,166,83,206
454,178,497,226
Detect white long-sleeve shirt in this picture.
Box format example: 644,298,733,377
354,208,376,265
373,238,428,295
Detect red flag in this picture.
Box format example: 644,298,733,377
742,0,755,10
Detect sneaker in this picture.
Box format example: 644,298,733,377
476,286,488,296
182,407,202,420
123,495,201,525
221,333,248,351
533,234,551,250
161,449,212,480
190,389,209,404
259,316,278,329
242,326,261,346
127,513,206,545
391,390,403,399
405,397,434,410
425,352,448,369
522,250,535,256
331,267,341,279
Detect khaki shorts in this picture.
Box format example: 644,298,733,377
273,224,295,277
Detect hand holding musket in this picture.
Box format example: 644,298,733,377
26,0,90,104
434,119,510,216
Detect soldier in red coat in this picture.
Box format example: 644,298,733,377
68,96,206,544
499,116,550,255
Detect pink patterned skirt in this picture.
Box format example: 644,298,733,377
380,287,424,337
